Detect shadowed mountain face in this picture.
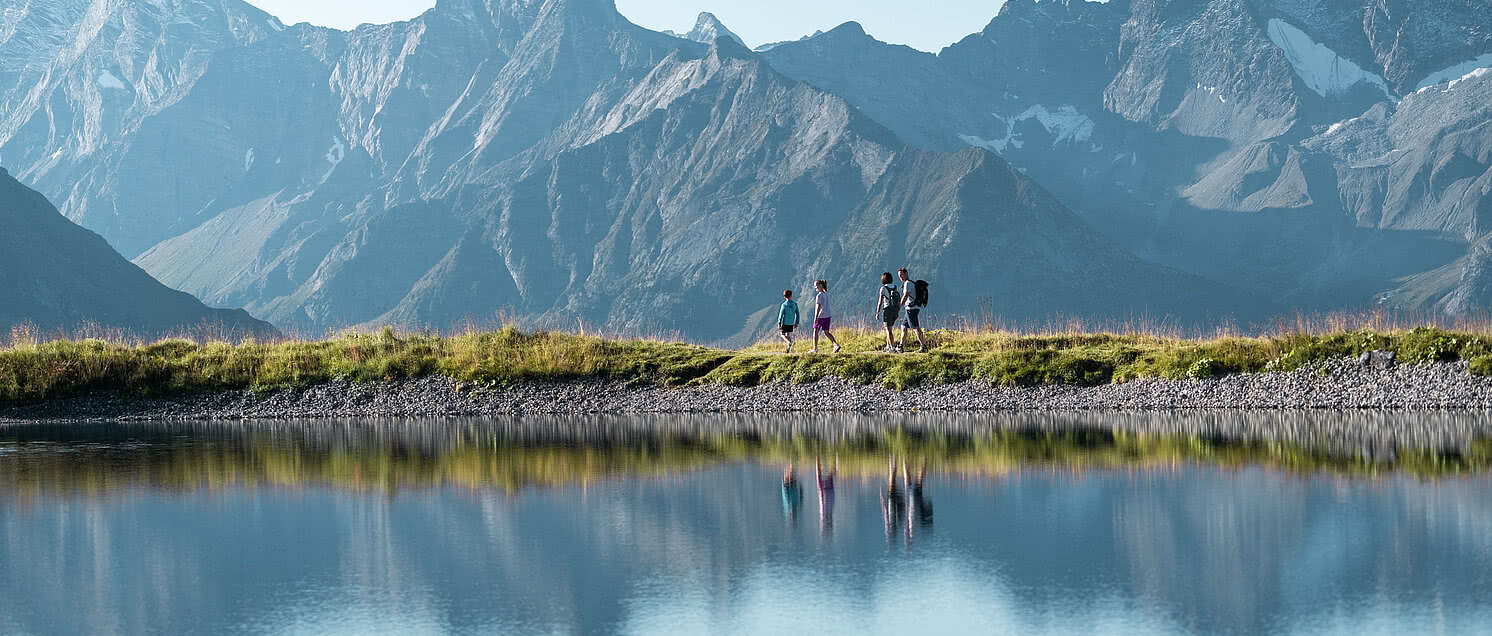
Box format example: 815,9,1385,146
0,167,276,338
0,0,1249,340
760,0,1492,314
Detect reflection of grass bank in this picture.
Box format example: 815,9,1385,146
4,430,1489,497
4,324,1492,402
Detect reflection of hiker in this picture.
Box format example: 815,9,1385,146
881,456,907,543
897,268,928,353
810,280,841,354
816,457,837,537
905,461,932,544
782,465,803,528
875,272,901,352
778,290,800,353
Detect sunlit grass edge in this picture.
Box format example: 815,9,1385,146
4,323,1492,404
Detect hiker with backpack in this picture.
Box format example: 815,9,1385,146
897,267,928,353
876,272,901,352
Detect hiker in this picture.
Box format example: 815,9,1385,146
817,456,837,537
782,464,803,528
875,272,901,352
810,279,841,354
897,267,928,353
778,289,800,353
881,456,906,543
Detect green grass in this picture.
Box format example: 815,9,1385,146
3,324,1492,405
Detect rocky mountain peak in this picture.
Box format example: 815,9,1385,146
685,11,743,46
824,21,868,39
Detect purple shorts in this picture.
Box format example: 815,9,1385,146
813,317,832,331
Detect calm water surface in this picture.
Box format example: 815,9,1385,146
2,416,1491,635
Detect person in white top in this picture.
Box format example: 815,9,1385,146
810,279,841,354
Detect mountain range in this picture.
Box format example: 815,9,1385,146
0,166,276,338
2,0,1489,339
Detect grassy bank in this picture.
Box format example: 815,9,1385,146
4,324,1492,404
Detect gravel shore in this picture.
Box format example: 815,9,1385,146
5,358,1492,422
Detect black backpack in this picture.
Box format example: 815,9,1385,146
913,280,929,307
882,283,901,310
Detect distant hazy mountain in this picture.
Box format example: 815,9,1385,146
0,167,276,338
0,0,1246,341
760,0,1492,316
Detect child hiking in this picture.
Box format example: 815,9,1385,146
875,272,901,352
778,289,800,353
810,279,840,354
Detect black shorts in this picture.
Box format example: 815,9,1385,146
881,308,900,325
902,308,921,329
780,325,795,334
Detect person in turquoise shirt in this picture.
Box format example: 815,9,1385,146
778,289,800,353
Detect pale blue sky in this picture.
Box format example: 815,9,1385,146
243,0,1008,52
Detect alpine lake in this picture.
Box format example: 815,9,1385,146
2,413,1491,635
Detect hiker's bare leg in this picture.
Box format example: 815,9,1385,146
813,329,821,351
898,325,908,348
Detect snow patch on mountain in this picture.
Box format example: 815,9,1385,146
1266,19,1394,100
1416,53,1492,91
1325,116,1358,135
960,105,1095,153
319,138,345,185
96,70,127,90
960,132,1016,153
1448,67,1491,90
244,147,255,172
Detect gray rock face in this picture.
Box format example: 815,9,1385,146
0,0,284,257
1,0,1252,341
0,166,276,338
16,0,1491,335
760,0,1492,315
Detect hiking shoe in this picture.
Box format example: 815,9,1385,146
833,344,842,353
918,345,928,353
786,344,793,354
809,348,818,354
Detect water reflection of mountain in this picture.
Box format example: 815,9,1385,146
4,464,1491,633
3,416,1492,633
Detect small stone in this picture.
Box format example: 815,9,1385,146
1357,350,1397,368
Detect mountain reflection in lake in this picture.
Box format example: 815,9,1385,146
2,413,1491,635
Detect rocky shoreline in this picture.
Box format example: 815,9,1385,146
4,358,1492,423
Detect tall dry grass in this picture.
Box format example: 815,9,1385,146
6,310,1492,404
